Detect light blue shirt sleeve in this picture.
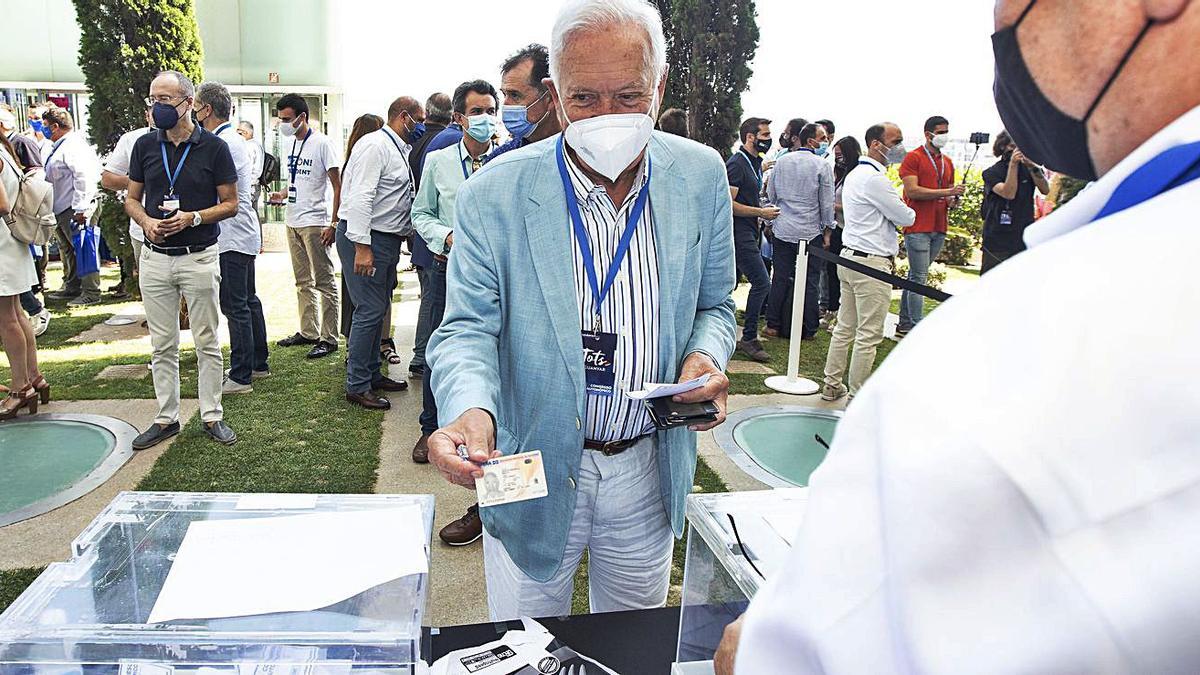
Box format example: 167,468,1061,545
412,154,451,256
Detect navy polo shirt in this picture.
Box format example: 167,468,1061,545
725,147,763,233
129,124,237,248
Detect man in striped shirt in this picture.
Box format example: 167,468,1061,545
426,0,736,621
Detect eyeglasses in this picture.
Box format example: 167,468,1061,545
144,95,188,107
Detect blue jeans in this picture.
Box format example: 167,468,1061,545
336,222,402,395
410,265,433,371
219,252,269,385
19,291,42,316
899,232,945,331
420,258,446,435
735,224,770,341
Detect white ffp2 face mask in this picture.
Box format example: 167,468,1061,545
559,89,657,182
930,132,949,149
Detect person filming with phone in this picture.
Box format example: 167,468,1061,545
981,130,1050,273
425,0,736,623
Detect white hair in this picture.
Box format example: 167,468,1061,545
549,0,666,85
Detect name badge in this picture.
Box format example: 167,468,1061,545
287,184,298,204
999,210,1013,226
582,330,617,397
160,193,180,215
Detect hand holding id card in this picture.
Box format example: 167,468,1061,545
459,445,549,508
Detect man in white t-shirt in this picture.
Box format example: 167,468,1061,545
237,120,265,208
269,93,342,359
101,107,155,270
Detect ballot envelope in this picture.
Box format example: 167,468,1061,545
673,488,808,674
0,491,435,674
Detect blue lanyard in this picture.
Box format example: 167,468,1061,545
859,160,881,172
739,149,761,189
160,141,193,195
289,129,312,183
45,138,65,165
555,136,652,331
214,122,231,137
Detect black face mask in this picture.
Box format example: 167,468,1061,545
754,138,772,154
992,0,1153,181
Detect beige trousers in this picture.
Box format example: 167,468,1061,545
139,247,224,424
287,225,339,343
823,255,893,396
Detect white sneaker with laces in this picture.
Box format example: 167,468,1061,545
33,309,51,337
222,377,253,395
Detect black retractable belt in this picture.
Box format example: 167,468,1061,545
805,242,953,303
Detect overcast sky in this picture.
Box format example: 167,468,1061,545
339,0,1003,152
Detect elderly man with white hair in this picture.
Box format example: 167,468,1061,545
426,0,736,620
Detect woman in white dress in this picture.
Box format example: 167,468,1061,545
0,134,46,418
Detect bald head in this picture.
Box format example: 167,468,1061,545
386,96,425,144
993,0,1200,176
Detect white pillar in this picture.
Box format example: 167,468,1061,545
765,241,820,395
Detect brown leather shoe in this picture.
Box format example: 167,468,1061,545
763,327,781,338
438,504,482,546
412,434,430,463
346,390,390,410
372,375,409,392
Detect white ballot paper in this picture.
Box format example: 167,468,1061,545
148,506,426,624
430,618,617,675
624,374,710,400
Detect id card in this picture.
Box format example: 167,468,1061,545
476,450,548,508
288,184,298,204
160,194,180,215
999,210,1013,226
582,330,617,397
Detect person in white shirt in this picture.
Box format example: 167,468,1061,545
193,82,269,394
720,2,1200,673
236,120,265,208
41,107,102,305
335,96,426,410
821,122,913,401
269,93,342,359
100,108,155,271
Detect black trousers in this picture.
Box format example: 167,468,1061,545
766,234,825,339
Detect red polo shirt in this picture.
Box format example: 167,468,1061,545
899,146,955,234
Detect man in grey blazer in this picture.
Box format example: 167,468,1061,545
426,0,737,621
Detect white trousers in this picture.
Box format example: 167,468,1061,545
139,247,224,425
483,436,674,621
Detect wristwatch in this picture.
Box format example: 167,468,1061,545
192,211,203,227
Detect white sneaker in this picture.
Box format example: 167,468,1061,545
222,377,253,395
33,309,51,337
821,383,848,402
225,368,271,381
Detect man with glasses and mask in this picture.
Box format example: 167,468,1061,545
270,93,343,361
425,0,735,621
716,1,1200,672
728,117,780,362
125,71,239,449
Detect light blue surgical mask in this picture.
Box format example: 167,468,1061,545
501,89,549,140
815,141,830,157
465,114,497,143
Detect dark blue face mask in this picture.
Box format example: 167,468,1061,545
152,101,183,130
404,116,426,143
992,0,1153,181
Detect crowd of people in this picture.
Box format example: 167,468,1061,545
6,0,1193,670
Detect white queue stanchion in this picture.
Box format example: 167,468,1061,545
765,243,821,395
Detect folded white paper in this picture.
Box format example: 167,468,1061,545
625,374,711,400
148,506,426,623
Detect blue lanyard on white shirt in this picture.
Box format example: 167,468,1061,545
859,160,881,172
160,141,193,196
555,136,652,331
289,129,312,183
214,122,231,137
45,137,65,165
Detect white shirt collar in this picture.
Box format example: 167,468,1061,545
1025,104,1200,249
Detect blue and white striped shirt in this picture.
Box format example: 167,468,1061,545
563,151,660,442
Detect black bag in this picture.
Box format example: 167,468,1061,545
259,151,280,188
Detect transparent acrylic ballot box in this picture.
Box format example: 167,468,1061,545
674,488,808,674
0,491,435,674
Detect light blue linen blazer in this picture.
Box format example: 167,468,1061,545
427,131,737,581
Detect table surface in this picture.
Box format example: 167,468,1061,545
425,605,682,674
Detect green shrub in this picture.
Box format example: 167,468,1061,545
936,226,975,266
894,258,948,290
950,169,985,247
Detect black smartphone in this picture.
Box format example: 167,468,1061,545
647,397,719,430
969,131,991,145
